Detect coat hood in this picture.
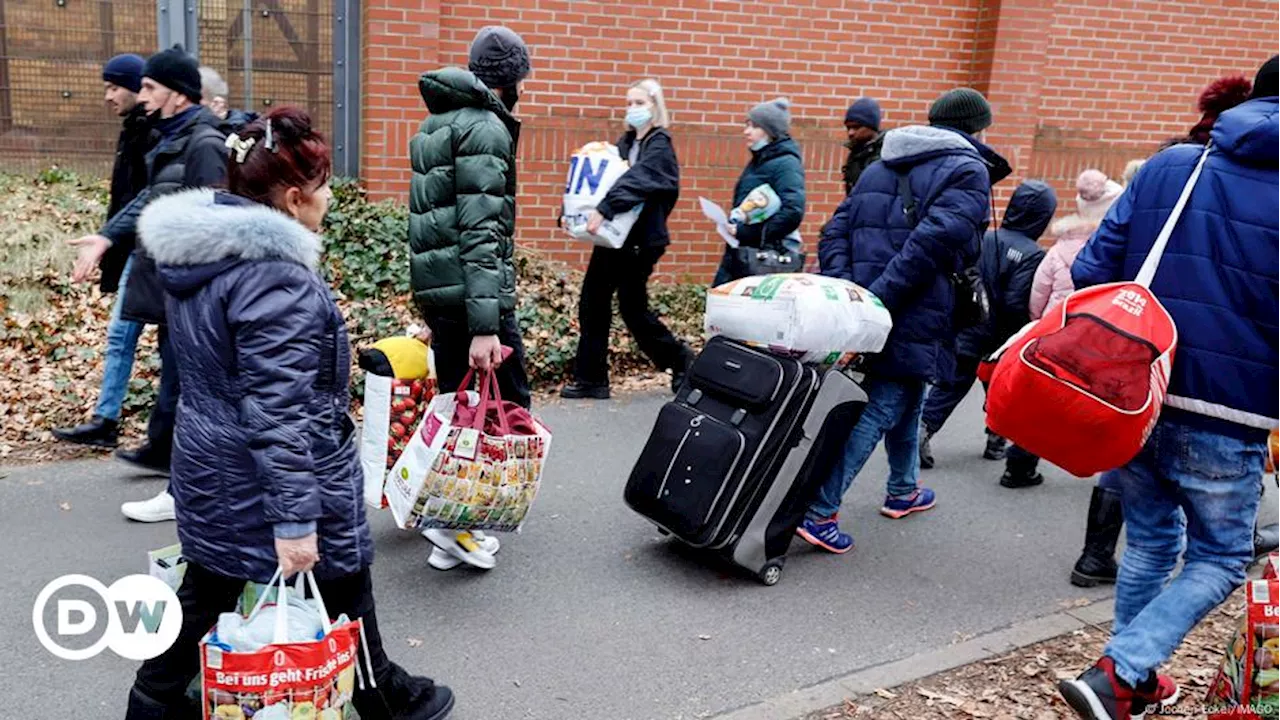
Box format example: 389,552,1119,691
1001,180,1058,240
139,189,321,296
1212,97,1278,168
419,67,514,122
881,125,1012,184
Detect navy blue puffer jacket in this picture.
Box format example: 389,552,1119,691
139,189,373,582
1073,97,1278,440
818,126,998,382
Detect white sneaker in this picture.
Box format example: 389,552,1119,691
423,529,499,570
122,490,176,523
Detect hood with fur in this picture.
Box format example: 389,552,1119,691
139,189,321,296
881,125,1012,184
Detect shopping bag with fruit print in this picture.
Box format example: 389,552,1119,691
1206,576,1279,719
200,569,372,720
385,362,551,533
359,336,436,509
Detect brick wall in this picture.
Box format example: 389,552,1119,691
362,0,1279,278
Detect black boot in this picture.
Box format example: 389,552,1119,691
560,381,610,400
1071,486,1124,587
983,432,1008,460
1255,522,1279,559
124,687,167,720
52,415,119,448
670,345,696,395
357,663,455,720
1000,446,1044,488
919,427,936,470
115,442,171,475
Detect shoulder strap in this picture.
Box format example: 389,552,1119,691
1134,144,1212,288
896,171,917,227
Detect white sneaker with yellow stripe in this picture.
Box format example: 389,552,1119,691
423,529,500,570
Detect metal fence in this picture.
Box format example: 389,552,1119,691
0,0,358,176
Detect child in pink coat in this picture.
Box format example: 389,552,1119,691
1029,169,1124,319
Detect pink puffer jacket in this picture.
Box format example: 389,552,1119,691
1029,217,1095,320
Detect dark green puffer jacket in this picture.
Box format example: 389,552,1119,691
409,67,520,336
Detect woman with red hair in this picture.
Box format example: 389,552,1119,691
124,107,454,720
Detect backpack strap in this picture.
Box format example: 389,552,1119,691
896,171,918,227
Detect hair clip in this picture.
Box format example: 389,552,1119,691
224,133,257,164
264,119,277,153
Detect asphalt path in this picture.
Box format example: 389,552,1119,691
7,386,1252,719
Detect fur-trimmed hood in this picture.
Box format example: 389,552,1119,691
881,125,1012,184
140,189,321,269
1050,213,1098,241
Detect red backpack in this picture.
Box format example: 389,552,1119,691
978,148,1209,477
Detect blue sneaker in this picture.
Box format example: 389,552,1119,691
796,515,854,554
881,488,937,519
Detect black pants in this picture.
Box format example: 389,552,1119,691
127,563,425,720
148,325,179,455
426,309,532,410
921,354,981,435
574,245,687,385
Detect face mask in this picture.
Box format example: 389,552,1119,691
750,138,769,152
626,106,652,129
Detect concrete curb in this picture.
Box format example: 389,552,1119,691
710,599,1116,720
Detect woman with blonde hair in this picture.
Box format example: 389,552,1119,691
562,79,693,399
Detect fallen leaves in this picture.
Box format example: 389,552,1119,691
807,589,1250,720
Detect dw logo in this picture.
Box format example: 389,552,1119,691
32,574,183,661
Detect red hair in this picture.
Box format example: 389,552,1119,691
226,107,331,207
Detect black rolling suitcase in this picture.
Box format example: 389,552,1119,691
624,336,866,585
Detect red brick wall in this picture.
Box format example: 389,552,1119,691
362,0,1278,278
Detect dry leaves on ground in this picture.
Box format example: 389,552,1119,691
808,591,1247,720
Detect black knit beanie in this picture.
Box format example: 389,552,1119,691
143,45,202,103
103,54,145,93
929,87,992,135
1251,55,1278,99
468,27,531,90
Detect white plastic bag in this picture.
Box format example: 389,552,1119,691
563,141,641,249
705,273,893,364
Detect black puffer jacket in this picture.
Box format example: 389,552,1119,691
956,180,1055,358
141,189,373,582
596,128,680,249
102,106,228,325
100,104,154,293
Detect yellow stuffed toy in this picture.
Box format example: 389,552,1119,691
359,336,429,381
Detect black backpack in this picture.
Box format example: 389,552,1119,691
895,171,991,330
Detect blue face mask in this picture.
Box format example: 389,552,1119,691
626,106,653,129
750,138,769,152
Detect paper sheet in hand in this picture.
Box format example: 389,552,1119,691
699,197,738,249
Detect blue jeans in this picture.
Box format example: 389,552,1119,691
808,377,928,518
94,257,144,421
1103,418,1265,686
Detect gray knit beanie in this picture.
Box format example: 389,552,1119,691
928,87,992,135
468,26,531,90
747,97,792,141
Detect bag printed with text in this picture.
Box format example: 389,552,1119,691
359,337,436,509
1207,576,1279,719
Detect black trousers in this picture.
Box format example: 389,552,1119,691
573,245,687,385
425,308,532,410
148,325,179,455
921,354,981,435
127,563,424,720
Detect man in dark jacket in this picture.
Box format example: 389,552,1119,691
69,45,228,522
1058,58,1278,720
800,88,1007,554
820,98,886,258
918,180,1054,474
54,54,153,449
410,27,532,409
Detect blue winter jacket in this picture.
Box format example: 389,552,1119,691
140,189,374,582
818,125,997,382
1073,97,1278,441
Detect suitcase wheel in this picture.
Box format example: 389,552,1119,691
758,561,784,587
